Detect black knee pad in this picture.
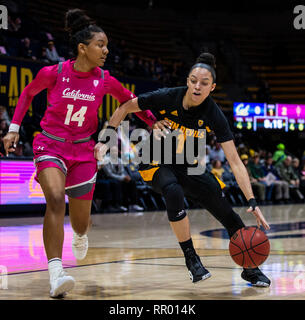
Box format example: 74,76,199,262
162,182,186,222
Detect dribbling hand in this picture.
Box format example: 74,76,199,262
247,198,270,230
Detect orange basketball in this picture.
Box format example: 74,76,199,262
229,227,270,268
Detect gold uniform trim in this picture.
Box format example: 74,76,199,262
139,167,160,182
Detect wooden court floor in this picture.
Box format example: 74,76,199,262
0,204,305,300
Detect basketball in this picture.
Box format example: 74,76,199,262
229,227,270,268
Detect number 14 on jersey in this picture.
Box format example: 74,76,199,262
64,104,87,127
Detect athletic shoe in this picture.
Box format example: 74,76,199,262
185,248,211,283
129,204,144,212
72,232,88,260
241,267,271,287
50,270,75,298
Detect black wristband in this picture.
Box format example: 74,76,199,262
98,126,117,143
248,198,258,211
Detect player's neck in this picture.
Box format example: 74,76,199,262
182,95,200,110
73,57,95,73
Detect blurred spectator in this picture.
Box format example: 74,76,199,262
275,156,304,202
248,153,273,202
38,46,50,63
95,161,126,213
262,156,289,203
211,159,224,180
222,161,247,206
0,119,9,137
102,146,144,212
209,142,226,163
272,143,286,165
241,154,266,204
0,106,11,126
45,40,62,64
0,35,8,56
8,15,22,33
299,162,305,197
19,37,36,60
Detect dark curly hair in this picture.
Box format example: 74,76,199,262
65,8,104,57
189,52,216,82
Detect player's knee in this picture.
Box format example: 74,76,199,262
46,192,66,212
162,182,186,222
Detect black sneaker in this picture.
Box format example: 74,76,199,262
185,249,211,283
241,267,271,287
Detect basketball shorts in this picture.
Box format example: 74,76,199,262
32,133,97,200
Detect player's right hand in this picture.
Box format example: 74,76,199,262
3,132,20,156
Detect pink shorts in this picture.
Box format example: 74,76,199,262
32,133,97,200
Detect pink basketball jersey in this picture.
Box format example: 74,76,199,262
11,59,156,140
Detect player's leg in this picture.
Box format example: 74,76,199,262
182,171,270,287
38,166,75,297
69,197,92,260
65,158,97,261
151,166,211,283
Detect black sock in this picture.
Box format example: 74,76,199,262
179,238,196,257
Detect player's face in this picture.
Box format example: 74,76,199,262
82,32,109,67
186,67,216,105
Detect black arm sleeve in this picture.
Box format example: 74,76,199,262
137,88,173,111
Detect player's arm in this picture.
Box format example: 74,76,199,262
221,140,270,230
3,66,57,156
105,74,157,127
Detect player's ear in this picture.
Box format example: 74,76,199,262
78,43,87,55
210,83,216,92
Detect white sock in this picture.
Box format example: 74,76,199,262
48,258,63,281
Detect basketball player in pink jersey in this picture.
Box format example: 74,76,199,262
3,9,160,298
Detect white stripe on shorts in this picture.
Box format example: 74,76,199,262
34,155,68,175
65,172,97,190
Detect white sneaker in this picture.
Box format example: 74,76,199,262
72,232,88,260
129,204,144,212
50,270,75,298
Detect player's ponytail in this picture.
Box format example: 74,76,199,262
189,52,216,83
65,8,104,57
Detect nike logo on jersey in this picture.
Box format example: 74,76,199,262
62,77,70,82
62,88,96,101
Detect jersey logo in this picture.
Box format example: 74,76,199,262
170,110,178,116
62,88,96,101
93,80,99,87
198,120,204,127
62,77,70,82
159,110,166,115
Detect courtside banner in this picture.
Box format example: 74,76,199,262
0,159,70,205
0,159,45,205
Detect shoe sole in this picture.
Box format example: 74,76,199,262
252,281,270,287
189,271,212,283
50,278,75,298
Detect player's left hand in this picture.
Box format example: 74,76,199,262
247,199,270,230
94,142,108,161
